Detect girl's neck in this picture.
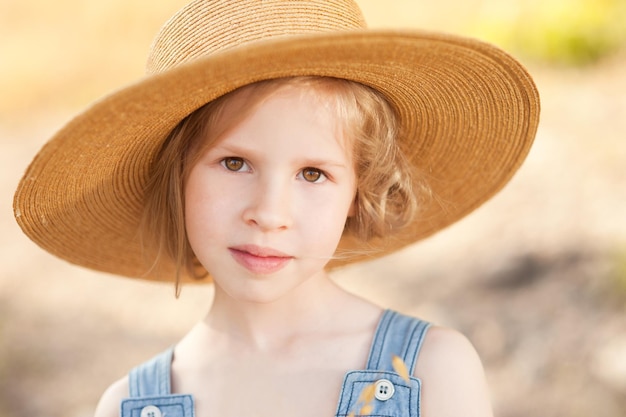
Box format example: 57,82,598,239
202,274,346,351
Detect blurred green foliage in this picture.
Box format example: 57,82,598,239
470,0,626,66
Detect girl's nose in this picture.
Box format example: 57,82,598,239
242,178,293,231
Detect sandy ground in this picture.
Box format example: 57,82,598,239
1,1,626,417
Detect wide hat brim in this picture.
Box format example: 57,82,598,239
14,30,540,283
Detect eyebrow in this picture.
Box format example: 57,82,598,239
211,142,351,169
299,158,349,169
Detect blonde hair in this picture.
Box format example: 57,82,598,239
142,76,423,286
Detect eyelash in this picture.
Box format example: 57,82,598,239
219,157,328,184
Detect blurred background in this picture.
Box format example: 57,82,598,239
1,0,625,416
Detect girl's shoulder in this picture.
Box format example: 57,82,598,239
417,326,493,417
93,376,129,417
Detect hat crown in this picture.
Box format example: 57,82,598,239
146,0,367,74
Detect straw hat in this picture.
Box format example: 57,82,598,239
14,0,540,282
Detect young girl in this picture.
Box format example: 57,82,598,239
13,1,540,416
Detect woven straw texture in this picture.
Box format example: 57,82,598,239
14,0,540,282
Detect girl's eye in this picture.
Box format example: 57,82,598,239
221,157,248,172
299,167,327,183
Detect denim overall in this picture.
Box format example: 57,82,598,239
121,310,430,417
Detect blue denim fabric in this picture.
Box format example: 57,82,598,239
121,395,194,417
336,371,422,417
336,311,430,416
128,348,174,397
121,309,430,417
121,348,193,417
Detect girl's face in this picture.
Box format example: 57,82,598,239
184,85,357,304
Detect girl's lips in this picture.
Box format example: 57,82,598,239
228,245,293,275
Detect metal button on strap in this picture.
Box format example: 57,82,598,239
374,379,395,401
140,405,162,417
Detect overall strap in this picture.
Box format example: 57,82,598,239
366,310,431,374
128,347,174,397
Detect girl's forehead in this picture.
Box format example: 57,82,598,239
223,81,340,117
213,82,354,148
